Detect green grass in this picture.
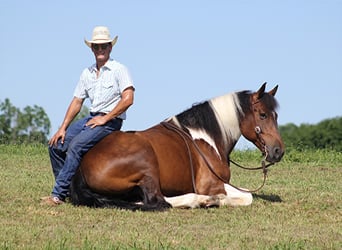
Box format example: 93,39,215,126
0,144,341,249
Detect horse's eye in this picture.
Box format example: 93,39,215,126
260,113,267,120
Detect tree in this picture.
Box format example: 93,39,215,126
0,98,51,144
279,117,342,151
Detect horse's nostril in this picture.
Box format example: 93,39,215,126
273,146,284,159
274,147,280,154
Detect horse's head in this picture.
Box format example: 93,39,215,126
239,83,285,163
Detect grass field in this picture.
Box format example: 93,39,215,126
0,144,341,249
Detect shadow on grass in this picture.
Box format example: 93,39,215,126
253,193,282,202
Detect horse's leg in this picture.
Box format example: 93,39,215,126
217,183,253,206
164,184,252,208
164,194,221,208
164,184,253,208
138,176,172,211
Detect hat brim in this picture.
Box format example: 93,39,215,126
84,35,118,48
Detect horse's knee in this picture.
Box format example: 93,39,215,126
139,178,172,211
142,195,171,211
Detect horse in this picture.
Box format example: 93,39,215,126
70,83,285,211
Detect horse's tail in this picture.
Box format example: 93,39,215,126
69,169,171,211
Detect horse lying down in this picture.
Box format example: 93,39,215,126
70,83,284,211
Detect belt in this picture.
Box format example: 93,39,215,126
90,112,123,122
90,112,107,116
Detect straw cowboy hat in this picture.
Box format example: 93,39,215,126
84,26,118,47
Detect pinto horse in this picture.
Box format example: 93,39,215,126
70,83,284,210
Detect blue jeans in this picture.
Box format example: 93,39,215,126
48,114,122,200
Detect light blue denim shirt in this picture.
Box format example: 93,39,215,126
74,59,134,119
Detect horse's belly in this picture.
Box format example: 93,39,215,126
81,131,159,194
156,154,195,196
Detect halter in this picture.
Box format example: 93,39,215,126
255,125,262,134
161,121,274,194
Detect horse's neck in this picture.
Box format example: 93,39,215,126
209,93,242,156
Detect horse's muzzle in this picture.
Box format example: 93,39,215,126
265,145,284,163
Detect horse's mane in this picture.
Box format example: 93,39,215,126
175,101,222,139
171,89,279,147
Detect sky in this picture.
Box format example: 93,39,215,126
1,1,341,148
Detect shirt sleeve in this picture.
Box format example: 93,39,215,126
73,69,89,99
115,64,135,93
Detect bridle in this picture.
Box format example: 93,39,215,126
161,121,274,194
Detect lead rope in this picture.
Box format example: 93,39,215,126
228,159,273,193
228,142,274,193
161,122,230,188
226,126,275,192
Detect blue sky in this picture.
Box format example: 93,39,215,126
1,1,341,147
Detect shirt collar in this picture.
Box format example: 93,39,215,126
89,58,113,73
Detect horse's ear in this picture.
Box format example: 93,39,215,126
268,85,278,96
256,82,267,99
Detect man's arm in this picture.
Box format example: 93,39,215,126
49,97,84,146
86,87,134,128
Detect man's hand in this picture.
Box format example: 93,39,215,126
86,115,108,128
49,128,66,147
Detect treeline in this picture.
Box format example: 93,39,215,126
0,98,341,151
0,98,89,144
0,98,50,144
279,117,342,151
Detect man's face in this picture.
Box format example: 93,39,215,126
91,42,112,62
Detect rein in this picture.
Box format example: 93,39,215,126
161,122,198,193
228,159,273,193
161,121,231,192
160,121,273,194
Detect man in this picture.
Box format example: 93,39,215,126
42,26,135,205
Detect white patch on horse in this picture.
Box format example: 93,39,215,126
209,93,242,147
164,194,220,208
164,184,253,208
187,128,220,158
164,116,181,127
221,183,253,206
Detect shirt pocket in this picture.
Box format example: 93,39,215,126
102,81,114,89
102,81,119,96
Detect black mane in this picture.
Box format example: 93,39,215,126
175,101,223,143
